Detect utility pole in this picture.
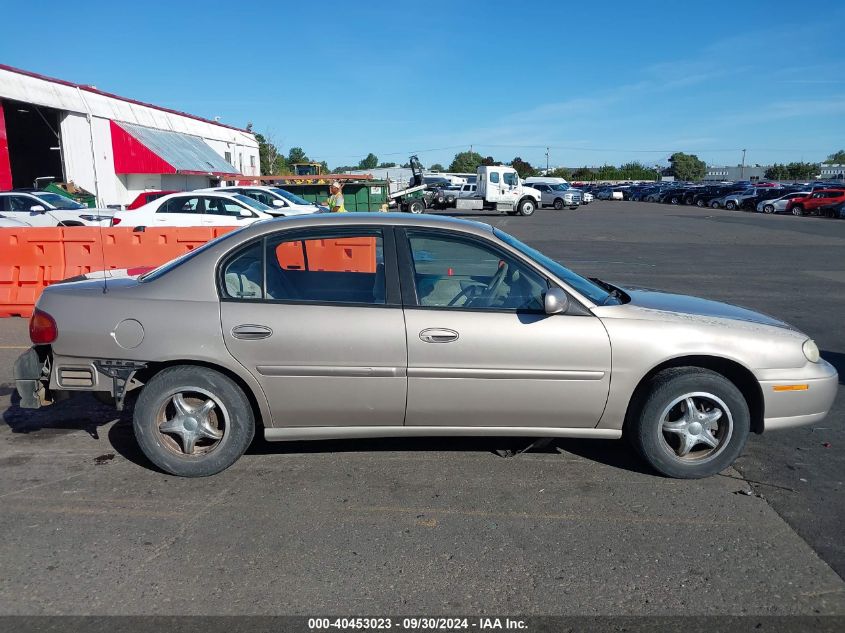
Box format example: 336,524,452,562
741,149,746,180
546,147,550,174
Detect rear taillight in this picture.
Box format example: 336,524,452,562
111,217,122,225
29,308,58,345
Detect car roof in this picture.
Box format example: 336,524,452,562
233,212,494,241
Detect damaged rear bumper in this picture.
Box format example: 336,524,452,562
13,347,49,409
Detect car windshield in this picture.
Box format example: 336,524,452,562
231,193,271,211
270,188,313,206
494,229,613,305
33,192,85,210
549,184,570,191
139,226,252,282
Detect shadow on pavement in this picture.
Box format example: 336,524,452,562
3,383,654,477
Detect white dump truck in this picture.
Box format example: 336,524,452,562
454,165,542,216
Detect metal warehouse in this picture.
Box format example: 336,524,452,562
0,64,259,207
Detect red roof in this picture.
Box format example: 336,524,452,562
0,63,251,133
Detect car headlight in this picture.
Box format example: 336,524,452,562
803,339,820,363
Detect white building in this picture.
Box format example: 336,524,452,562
820,164,845,180
0,64,259,207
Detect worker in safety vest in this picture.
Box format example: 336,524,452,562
326,182,347,213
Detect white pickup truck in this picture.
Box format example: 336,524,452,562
454,166,541,216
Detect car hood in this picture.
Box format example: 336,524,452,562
620,286,793,329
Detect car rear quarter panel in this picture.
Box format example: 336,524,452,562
38,271,274,426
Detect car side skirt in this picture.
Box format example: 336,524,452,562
264,426,622,442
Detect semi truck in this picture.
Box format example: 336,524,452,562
454,165,541,216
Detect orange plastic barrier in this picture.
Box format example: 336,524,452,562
0,227,236,318
275,237,377,273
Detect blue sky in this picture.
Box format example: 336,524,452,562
2,0,844,169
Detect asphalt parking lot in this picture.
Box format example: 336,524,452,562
1,201,844,615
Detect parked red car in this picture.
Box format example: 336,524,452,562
785,189,845,216
125,190,178,210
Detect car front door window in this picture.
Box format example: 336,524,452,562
406,232,546,311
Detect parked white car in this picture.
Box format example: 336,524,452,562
530,183,582,209
756,191,811,214
199,186,324,216
579,190,594,204
0,213,31,227
0,191,113,227
112,192,274,228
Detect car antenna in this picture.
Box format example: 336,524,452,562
99,211,110,294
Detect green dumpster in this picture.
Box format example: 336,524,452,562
43,182,96,208
280,180,389,212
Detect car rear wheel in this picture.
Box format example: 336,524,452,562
763,204,775,214
133,365,255,477
670,196,679,205
710,201,720,208
791,205,804,216
696,199,705,207
553,198,564,210
725,201,736,210
628,368,750,479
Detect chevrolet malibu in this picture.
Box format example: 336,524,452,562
14,214,837,478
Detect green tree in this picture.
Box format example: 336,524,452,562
618,161,656,180
449,151,484,173
481,156,501,166
287,147,309,164
509,157,536,179
572,166,595,181
596,164,620,180
254,132,289,175
786,162,820,180
764,163,790,180
358,153,378,169
668,152,706,181
548,167,573,180
429,163,445,171
377,162,397,168
824,150,845,164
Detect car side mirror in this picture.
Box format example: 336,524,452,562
272,199,285,207
544,287,569,315
30,205,46,212
239,209,252,218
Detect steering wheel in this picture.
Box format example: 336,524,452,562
447,283,483,307
467,261,509,308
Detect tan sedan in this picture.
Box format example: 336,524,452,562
14,214,837,477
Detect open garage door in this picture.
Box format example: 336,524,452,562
0,98,64,189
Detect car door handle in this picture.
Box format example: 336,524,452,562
231,324,273,340
419,328,459,343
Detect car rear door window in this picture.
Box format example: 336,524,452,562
159,197,203,214
221,231,387,305
204,197,246,216
267,232,385,304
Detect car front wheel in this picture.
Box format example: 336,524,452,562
628,368,750,479
553,198,564,210
518,198,536,216
725,201,736,210
791,205,804,216
133,365,255,477
763,204,775,214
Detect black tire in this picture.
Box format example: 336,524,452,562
791,205,804,216
408,200,426,214
670,196,679,205
763,204,775,214
553,197,564,210
695,199,705,207
710,201,720,209
517,198,536,216
628,367,750,479
133,365,255,477
57,221,83,227
725,201,736,210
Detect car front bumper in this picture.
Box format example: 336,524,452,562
757,359,839,430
